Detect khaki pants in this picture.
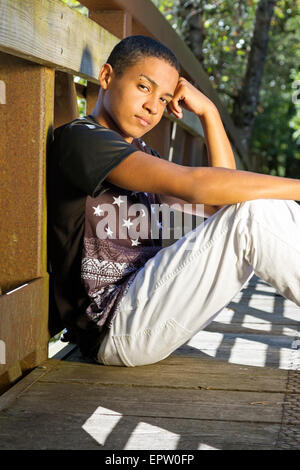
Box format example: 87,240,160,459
98,199,300,367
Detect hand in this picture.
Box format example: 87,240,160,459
167,77,216,119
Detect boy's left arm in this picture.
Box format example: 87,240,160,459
167,77,237,170
159,77,236,215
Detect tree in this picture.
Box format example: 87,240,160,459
231,0,275,151
153,0,300,176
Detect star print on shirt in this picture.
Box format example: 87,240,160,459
131,238,141,246
112,196,125,207
93,205,104,216
122,218,134,229
105,226,114,237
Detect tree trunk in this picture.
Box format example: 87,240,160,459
177,0,205,66
232,0,276,152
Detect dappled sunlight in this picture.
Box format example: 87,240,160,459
81,406,221,450
241,314,272,332
197,443,219,450
82,406,123,446
179,275,300,370
186,331,225,358
229,337,268,367
123,422,180,450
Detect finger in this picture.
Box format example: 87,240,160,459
172,86,186,114
168,100,182,118
172,99,184,118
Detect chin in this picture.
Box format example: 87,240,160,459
114,116,149,141
121,125,146,141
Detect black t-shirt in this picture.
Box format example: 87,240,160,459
47,115,163,358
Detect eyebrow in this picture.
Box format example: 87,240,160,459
139,74,174,98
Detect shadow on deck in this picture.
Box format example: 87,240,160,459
0,275,299,450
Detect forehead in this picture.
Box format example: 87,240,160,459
126,56,179,91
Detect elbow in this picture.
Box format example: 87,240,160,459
188,167,221,205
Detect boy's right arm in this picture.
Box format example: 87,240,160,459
106,150,300,204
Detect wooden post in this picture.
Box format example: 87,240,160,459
170,125,186,165
0,52,53,392
86,82,100,116
54,71,78,129
183,133,207,167
89,10,132,39
142,117,171,159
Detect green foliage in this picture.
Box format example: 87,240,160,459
59,0,88,16
152,0,300,176
250,4,300,176
290,71,300,145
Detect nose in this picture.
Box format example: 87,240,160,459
143,95,159,115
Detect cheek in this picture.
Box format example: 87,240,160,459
104,89,134,117
103,91,117,113
103,93,123,127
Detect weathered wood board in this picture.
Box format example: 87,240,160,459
0,275,299,450
0,358,297,450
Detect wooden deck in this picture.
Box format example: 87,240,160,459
0,275,299,450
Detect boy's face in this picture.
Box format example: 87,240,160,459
99,56,179,142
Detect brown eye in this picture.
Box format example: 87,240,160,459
160,97,168,105
139,84,149,91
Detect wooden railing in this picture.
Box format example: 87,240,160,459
0,0,248,392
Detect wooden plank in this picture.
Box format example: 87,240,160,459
0,0,118,82
205,320,299,337
48,340,77,360
0,278,50,392
89,9,132,39
175,331,299,370
6,381,284,424
205,304,300,336
183,330,296,350
38,358,290,393
0,360,289,450
0,409,281,449
0,355,298,449
0,361,57,411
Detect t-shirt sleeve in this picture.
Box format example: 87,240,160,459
55,119,138,197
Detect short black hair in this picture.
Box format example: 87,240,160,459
106,35,180,77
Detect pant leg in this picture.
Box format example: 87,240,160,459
98,198,300,367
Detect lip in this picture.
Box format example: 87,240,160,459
135,115,151,127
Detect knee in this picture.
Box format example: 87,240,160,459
234,198,298,222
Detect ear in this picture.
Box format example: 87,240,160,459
98,63,114,90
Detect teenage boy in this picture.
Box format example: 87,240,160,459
48,35,300,366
